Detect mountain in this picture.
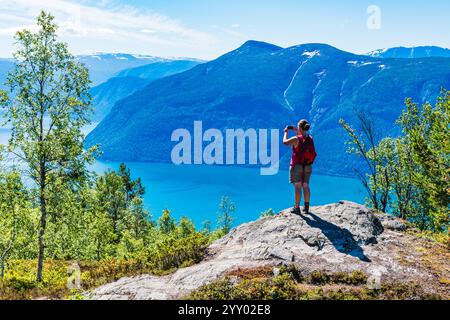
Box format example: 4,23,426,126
0,54,156,90
0,53,202,122
77,53,170,86
90,59,203,121
1,53,202,86
116,59,204,80
85,41,450,176
90,76,150,122
90,201,449,300
367,46,450,58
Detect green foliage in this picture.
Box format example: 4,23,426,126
341,90,450,232
0,140,218,299
0,158,221,299
95,169,129,240
0,159,216,298
307,270,367,285
177,216,196,238
260,208,276,218
188,273,298,300
0,260,69,299
201,220,212,235
339,113,388,212
145,232,210,271
0,171,37,277
158,210,176,234
217,196,236,234
0,11,98,281
0,11,236,299
5,10,445,301
398,92,449,231
0,211,213,299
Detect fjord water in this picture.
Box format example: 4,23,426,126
91,161,365,228
1,125,364,227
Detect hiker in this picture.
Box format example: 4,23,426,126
283,119,317,215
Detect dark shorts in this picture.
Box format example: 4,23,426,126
289,165,312,184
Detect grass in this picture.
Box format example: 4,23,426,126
406,230,450,291
407,229,450,249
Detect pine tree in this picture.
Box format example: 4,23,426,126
217,196,236,234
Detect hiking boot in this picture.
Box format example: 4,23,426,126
290,206,301,215
302,203,310,214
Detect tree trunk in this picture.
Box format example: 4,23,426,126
1,207,16,278
0,253,6,278
36,163,47,282
96,240,101,261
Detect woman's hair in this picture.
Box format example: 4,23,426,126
298,119,311,131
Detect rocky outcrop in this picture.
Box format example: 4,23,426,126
90,201,446,300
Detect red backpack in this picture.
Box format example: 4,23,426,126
292,135,317,167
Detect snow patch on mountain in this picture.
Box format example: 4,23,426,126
347,61,378,67
283,50,322,111
302,50,320,58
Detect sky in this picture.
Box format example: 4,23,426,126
0,0,449,60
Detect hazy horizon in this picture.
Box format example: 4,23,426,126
1,41,449,61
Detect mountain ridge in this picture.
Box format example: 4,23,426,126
90,59,203,121
77,53,204,86
367,46,450,58
85,41,450,176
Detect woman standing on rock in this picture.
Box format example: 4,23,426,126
283,119,317,215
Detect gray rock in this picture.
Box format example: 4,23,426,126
375,212,408,231
89,201,429,300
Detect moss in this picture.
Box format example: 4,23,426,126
307,270,367,285
318,289,360,300
341,270,368,285
281,265,305,283
225,266,273,280
65,289,86,300
187,267,442,300
379,282,433,300
187,273,299,300
307,271,331,285
187,278,234,300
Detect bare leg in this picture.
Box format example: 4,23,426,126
294,183,302,207
302,182,310,203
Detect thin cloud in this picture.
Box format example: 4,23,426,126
209,24,245,38
0,0,216,46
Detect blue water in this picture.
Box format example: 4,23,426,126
1,125,365,228
91,161,365,228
